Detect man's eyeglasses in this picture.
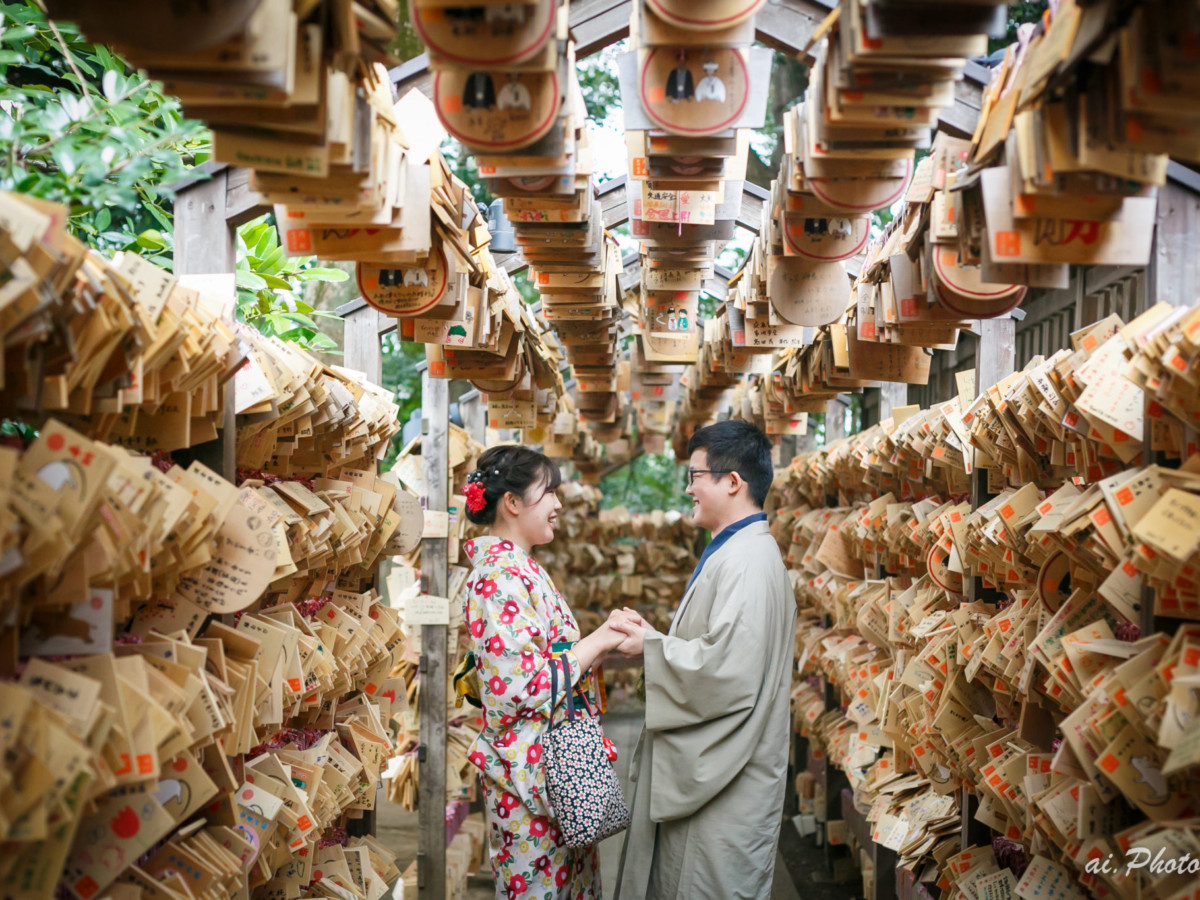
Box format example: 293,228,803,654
687,468,733,486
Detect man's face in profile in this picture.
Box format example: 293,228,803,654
686,449,729,531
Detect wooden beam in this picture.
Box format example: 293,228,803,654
573,0,632,56
737,181,769,234
225,166,267,227
754,0,833,56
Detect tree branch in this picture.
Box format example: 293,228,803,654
44,18,97,115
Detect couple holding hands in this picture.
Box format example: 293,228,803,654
461,420,796,900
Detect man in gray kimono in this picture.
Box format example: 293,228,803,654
610,419,796,900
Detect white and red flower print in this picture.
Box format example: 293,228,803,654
464,536,602,900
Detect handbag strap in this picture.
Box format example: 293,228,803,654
547,654,576,733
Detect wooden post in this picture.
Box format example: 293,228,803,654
878,382,908,421
825,397,848,444
962,316,1015,848
419,370,450,900
343,305,384,382
459,389,487,445
172,169,237,482
342,303,384,839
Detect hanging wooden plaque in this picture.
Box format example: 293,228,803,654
644,0,764,31
805,157,914,214
413,0,556,69
434,68,560,151
44,0,263,53
782,215,870,262
931,245,1025,319
768,257,848,327
356,245,451,317
637,47,750,137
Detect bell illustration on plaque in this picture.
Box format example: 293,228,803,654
665,52,694,102
496,73,532,111
695,60,726,103
462,72,496,110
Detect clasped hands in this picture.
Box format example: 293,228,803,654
599,607,653,660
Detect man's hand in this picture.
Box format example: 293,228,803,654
609,607,652,659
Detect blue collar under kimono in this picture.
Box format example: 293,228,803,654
676,512,767,615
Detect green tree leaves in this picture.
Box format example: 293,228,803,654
0,1,209,250
234,215,348,353
600,453,690,514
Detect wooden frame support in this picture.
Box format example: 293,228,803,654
418,371,450,900
172,168,238,482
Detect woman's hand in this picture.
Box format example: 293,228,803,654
609,607,652,660
574,620,624,670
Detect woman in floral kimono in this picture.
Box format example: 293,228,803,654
463,445,637,900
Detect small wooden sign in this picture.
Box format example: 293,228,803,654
407,594,450,626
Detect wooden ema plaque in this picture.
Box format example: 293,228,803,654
806,157,913,215
506,175,560,192
767,257,847,327
644,0,764,32
926,541,964,595
638,47,749,137
356,245,451,317
783,215,869,262
469,356,528,394
44,0,262,52
413,0,556,68
931,245,1026,319
435,68,560,151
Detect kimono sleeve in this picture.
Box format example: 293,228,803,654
467,566,582,727
642,558,771,733
640,553,777,820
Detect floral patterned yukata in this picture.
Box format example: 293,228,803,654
463,536,602,900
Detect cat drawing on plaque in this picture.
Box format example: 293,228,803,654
641,47,748,136
695,60,726,103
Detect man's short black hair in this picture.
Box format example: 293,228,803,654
687,420,774,508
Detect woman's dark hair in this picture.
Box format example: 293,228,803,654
464,445,562,526
687,420,774,508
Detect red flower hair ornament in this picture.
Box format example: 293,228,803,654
465,481,487,512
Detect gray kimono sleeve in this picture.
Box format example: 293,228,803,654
640,555,775,818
